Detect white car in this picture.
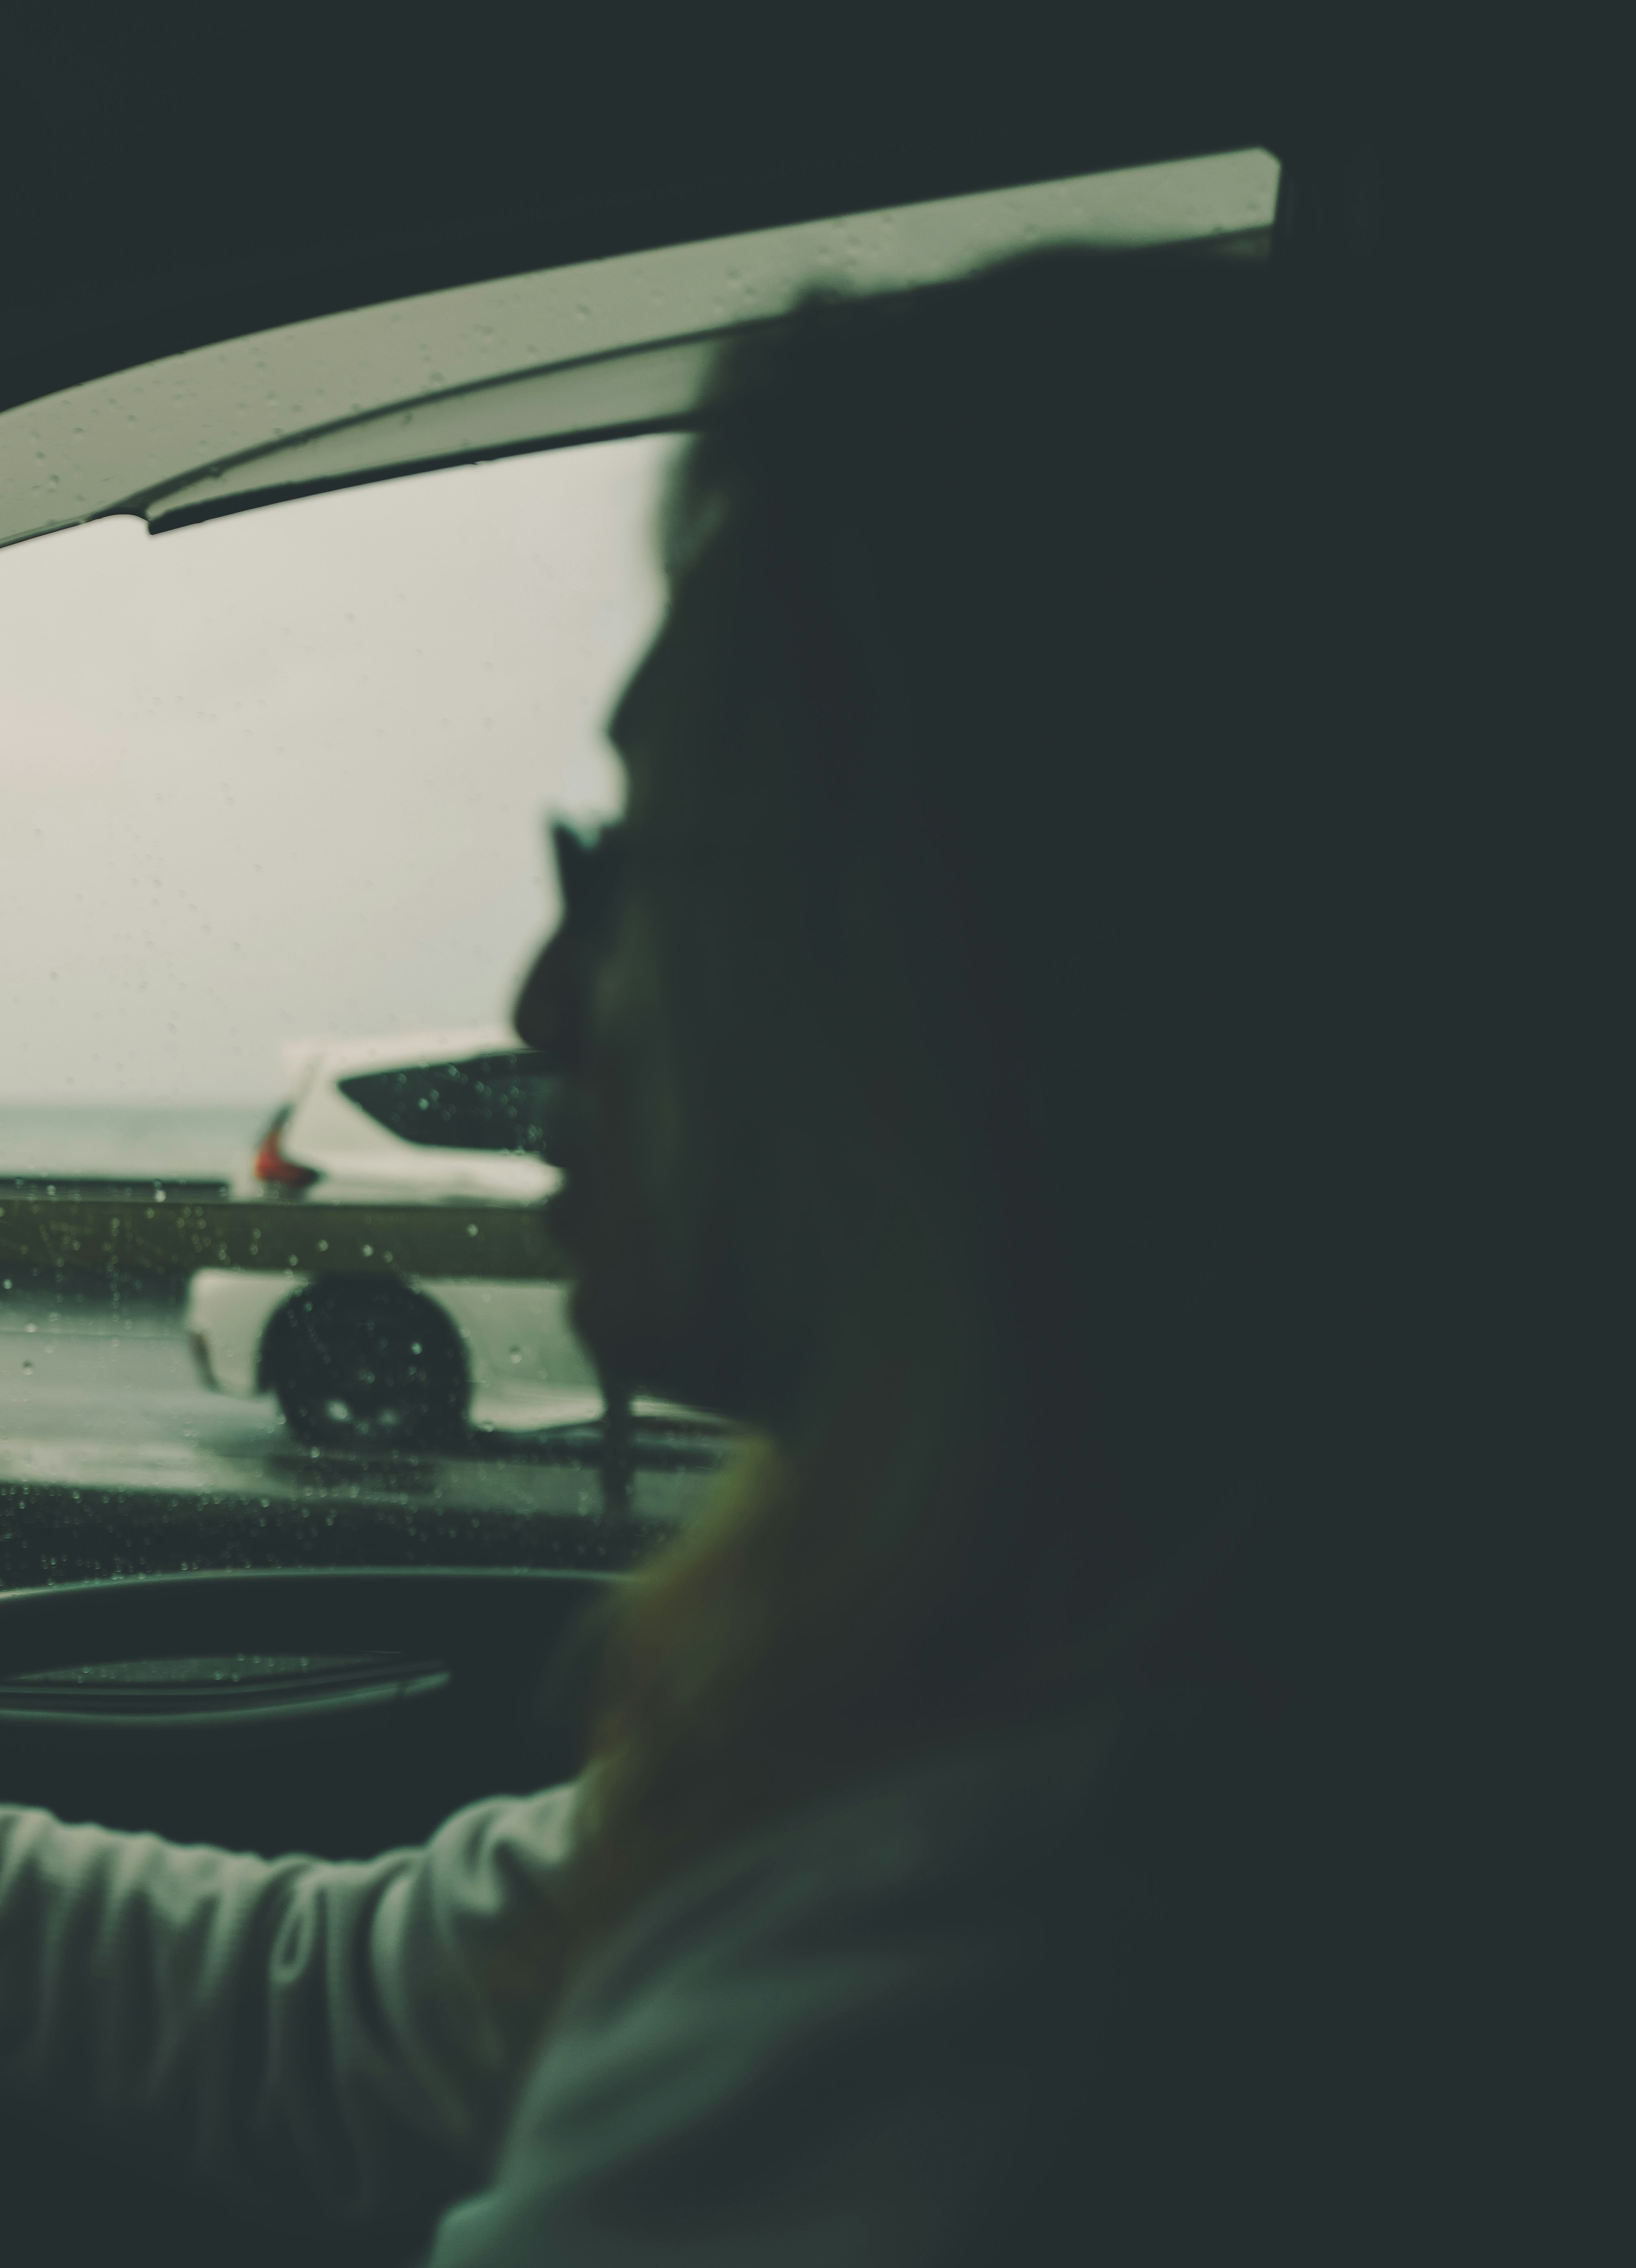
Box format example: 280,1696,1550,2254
186,1029,603,1448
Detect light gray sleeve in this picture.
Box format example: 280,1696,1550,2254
0,1781,583,2231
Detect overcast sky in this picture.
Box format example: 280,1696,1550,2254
0,434,675,1106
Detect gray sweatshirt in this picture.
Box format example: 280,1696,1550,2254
0,1690,1268,2265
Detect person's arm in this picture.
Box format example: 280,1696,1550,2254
0,1781,582,2236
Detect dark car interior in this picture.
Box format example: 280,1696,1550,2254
0,6,1611,2262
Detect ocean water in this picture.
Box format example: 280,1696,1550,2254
0,1103,273,1181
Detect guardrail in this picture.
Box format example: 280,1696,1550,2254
2,1176,230,1202
0,1196,570,1280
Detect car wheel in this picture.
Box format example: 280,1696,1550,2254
266,1280,468,1452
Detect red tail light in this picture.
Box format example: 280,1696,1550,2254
253,1109,320,1191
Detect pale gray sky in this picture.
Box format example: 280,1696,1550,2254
0,435,675,1105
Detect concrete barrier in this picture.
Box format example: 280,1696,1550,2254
0,1197,570,1281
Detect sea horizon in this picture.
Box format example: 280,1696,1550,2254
0,1101,275,1180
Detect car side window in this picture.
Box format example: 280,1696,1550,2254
0,436,731,1586
338,1054,558,1154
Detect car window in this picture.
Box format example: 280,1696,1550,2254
0,435,730,1586
0,150,1278,1595
337,1054,558,1154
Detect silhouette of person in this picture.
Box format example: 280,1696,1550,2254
1,246,1605,2266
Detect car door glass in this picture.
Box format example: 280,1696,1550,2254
0,435,729,1588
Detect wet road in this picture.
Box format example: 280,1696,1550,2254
0,1280,721,1524
1,1282,282,1448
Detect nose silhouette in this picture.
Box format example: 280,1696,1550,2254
513,922,585,1074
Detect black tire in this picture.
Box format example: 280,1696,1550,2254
266,1280,468,1452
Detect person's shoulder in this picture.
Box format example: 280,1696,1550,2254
427,1686,1290,2268
562,1696,1129,2003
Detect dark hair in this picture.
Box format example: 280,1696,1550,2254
494,245,1488,2022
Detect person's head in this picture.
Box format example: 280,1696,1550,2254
507,244,1460,2006
521,246,1354,1483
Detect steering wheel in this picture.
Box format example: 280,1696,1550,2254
0,1563,621,1748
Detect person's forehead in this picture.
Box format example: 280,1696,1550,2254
606,618,671,764
605,656,648,767
605,538,742,775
